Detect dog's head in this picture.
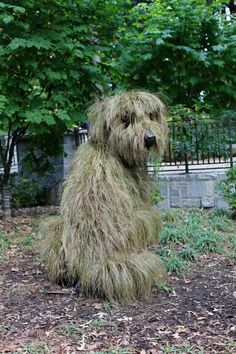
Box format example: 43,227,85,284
88,90,168,165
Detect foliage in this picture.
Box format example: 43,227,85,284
0,0,127,216
21,342,51,354
57,324,83,338
157,209,235,274
11,177,45,208
0,231,16,252
115,0,236,113
217,166,236,214
94,349,131,354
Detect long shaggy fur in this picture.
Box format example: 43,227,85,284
41,90,168,302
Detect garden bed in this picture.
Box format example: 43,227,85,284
0,208,235,353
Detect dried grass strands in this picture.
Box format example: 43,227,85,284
40,90,168,302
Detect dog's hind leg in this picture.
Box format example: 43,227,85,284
40,216,69,285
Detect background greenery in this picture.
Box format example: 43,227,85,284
0,0,235,215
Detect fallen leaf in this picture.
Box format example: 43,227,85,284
10,267,19,272
76,334,86,351
93,303,102,310
172,333,180,339
176,326,190,334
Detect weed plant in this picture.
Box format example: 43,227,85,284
157,209,235,275
21,342,51,354
57,324,83,338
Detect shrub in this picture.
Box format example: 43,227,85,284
11,177,45,208
217,166,236,217
194,230,222,253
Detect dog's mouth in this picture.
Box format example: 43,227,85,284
144,130,157,149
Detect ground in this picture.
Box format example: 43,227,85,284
0,207,235,354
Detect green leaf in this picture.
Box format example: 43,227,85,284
12,6,26,14
56,111,71,122
44,115,55,125
8,38,26,49
212,44,225,52
81,64,99,74
156,38,164,46
2,15,14,24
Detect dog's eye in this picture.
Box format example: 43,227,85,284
149,113,154,121
121,115,130,128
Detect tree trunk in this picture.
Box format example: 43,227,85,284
1,181,11,219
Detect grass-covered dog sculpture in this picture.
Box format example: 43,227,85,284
41,90,168,302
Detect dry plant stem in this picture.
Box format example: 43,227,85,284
41,90,168,302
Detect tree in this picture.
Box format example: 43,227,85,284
114,0,236,113
0,0,125,218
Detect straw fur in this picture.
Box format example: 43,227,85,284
41,90,168,302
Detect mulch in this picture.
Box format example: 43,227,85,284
0,211,235,353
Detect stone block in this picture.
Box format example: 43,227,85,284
156,199,170,210
201,196,215,208
215,197,230,209
180,184,189,199
170,195,181,208
159,183,169,198
170,184,181,197
182,198,201,208
189,181,206,198
205,181,215,197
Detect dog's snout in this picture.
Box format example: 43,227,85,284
144,130,156,148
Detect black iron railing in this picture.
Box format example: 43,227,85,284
75,116,236,173
159,116,236,173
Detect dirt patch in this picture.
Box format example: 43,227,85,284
0,213,235,353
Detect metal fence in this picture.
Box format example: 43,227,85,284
160,116,236,173
75,116,236,174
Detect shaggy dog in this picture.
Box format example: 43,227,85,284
41,90,168,302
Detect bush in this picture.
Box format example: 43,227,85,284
11,177,45,208
217,166,236,217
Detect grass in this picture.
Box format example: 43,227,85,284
160,341,236,354
20,235,36,246
157,209,235,275
0,324,14,337
0,232,16,263
21,342,51,354
57,324,83,338
0,232,16,250
0,230,37,262
153,282,173,293
94,349,132,354
160,344,204,354
90,319,117,331
102,301,114,314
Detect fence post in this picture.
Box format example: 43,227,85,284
184,151,189,173
228,114,233,168
74,128,79,148
183,118,190,174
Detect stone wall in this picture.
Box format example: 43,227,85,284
157,171,229,209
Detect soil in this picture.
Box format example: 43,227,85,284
0,210,235,354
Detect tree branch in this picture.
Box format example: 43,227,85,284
0,139,6,170
4,119,12,163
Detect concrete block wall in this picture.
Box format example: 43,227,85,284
63,132,77,178
157,171,229,209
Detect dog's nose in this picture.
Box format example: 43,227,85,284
144,130,156,148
